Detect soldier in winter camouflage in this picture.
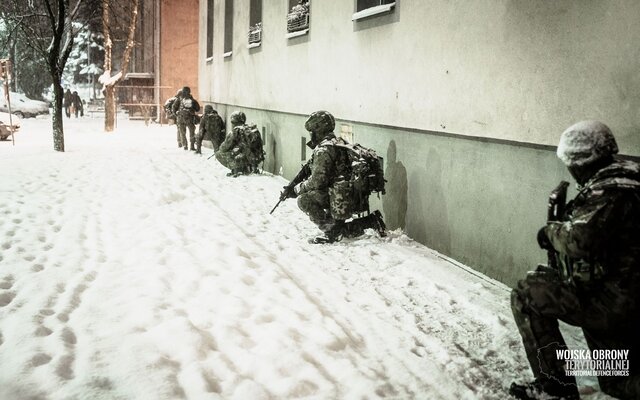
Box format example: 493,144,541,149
171,86,200,151
215,111,250,177
282,111,385,244
510,121,640,400
164,89,182,148
195,105,225,154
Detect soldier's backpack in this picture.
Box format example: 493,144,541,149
246,124,264,161
329,141,385,219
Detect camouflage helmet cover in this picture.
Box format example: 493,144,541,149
305,111,335,134
230,111,246,124
557,120,619,166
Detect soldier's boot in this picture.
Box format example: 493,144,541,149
371,210,387,237
343,220,365,239
309,220,345,244
178,142,182,148
190,142,196,151
509,378,580,400
354,211,387,237
195,142,202,155
226,169,242,178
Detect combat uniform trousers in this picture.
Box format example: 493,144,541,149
511,269,640,399
175,121,182,147
215,149,248,173
297,190,338,233
177,114,196,150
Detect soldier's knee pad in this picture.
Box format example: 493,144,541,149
296,194,310,212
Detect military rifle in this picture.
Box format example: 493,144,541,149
270,162,311,214
547,181,570,276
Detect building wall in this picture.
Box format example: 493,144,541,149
160,0,200,104
198,0,640,286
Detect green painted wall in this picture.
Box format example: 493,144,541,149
209,103,577,286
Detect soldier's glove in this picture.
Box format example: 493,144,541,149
282,185,297,199
537,226,553,250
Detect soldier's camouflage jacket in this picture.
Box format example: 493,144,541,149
298,134,351,195
164,96,179,119
544,159,640,289
198,111,225,147
171,95,200,123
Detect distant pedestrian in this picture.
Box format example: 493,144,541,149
63,89,72,118
72,91,84,118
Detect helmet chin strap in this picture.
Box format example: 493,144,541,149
567,156,614,185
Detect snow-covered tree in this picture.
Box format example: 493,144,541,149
63,21,103,98
0,0,96,152
99,0,139,132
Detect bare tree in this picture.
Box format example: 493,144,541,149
100,0,139,132
0,0,90,152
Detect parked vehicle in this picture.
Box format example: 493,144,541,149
0,92,50,118
0,111,21,141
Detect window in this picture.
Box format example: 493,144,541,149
286,0,310,37
224,0,233,56
206,0,214,59
352,0,395,21
248,0,262,47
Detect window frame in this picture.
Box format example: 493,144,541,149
206,0,214,59
224,0,234,57
248,0,262,48
285,0,310,38
352,0,395,21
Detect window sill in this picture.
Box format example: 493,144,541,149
248,42,261,49
205,56,214,63
223,51,233,58
285,29,309,39
352,2,395,21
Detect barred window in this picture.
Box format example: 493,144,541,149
248,0,262,46
286,0,310,36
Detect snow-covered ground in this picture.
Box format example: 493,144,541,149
0,116,610,399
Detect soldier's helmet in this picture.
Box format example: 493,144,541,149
181,86,191,96
305,111,335,134
230,111,246,124
175,89,182,96
557,121,618,167
204,105,214,114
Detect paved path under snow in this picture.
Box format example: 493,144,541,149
0,118,609,399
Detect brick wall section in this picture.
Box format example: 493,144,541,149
160,0,199,110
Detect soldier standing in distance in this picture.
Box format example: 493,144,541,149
164,89,182,148
71,91,83,117
215,111,250,177
196,105,225,154
171,86,200,151
510,121,640,400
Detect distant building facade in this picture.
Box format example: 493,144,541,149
116,0,199,121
